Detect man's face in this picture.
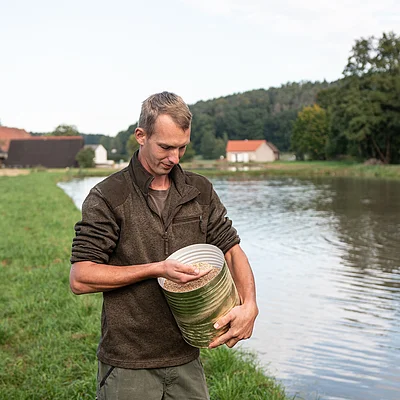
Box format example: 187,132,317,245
135,114,190,178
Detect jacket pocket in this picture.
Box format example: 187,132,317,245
170,214,207,250
173,214,206,234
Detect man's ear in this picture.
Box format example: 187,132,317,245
135,128,146,145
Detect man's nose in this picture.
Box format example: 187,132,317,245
168,148,180,164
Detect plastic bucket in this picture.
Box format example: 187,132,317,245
158,244,240,348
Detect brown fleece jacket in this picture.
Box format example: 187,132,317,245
70,152,240,369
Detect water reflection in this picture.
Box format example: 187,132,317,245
212,177,400,400
59,176,400,400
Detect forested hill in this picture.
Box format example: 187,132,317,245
189,80,332,158
33,80,332,160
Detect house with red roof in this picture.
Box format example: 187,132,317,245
0,127,31,162
5,136,84,168
226,139,279,162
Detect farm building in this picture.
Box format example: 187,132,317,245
0,127,31,162
5,136,84,168
226,140,279,162
84,144,114,167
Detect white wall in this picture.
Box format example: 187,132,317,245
227,144,277,162
94,145,108,164
255,143,276,162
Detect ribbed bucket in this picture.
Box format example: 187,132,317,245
158,244,240,348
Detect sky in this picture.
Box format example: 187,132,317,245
1,0,399,136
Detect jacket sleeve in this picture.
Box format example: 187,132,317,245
70,188,120,264
206,186,240,254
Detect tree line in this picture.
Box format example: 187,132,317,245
293,31,400,164
33,31,399,164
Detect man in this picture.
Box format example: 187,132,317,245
70,91,258,399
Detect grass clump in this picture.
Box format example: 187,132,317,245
202,346,291,400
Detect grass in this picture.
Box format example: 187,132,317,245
0,171,293,399
42,160,400,181
0,172,100,399
201,347,290,400
182,160,400,180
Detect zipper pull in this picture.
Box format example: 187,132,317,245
199,214,205,234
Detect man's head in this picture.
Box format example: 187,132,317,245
138,91,192,138
135,92,192,181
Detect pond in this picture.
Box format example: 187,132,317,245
58,175,400,400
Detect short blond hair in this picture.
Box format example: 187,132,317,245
138,92,192,137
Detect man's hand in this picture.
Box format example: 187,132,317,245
207,244,259,349
208,301,258,349
161,259,212,284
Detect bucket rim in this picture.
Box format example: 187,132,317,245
157,244,225,289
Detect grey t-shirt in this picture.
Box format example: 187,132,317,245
148,187,170,217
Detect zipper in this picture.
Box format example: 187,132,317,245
163,231,169,256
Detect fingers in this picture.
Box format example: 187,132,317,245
163,260,213,283
213,314,231,331
179,262,213,277
178,263,209,279
208,306,255,349
208,327,249,349
208,312,235,349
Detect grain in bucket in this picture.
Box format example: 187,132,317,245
158,244,240,348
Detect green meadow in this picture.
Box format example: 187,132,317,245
0,171,290,400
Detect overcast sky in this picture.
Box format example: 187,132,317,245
1,0,399,136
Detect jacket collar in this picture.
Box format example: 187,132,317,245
128,150,154,196
128,150,200,201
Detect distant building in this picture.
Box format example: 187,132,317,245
226,140,280,162
5,136,84,168
84,144,114,167
0,127,31,162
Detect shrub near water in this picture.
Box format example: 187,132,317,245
0,171,291,400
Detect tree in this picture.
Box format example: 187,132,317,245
76,147,95,168
180,142,196,162
344,32,400,77
341,32,400,163
126,134,140,156
50,124,80,136
317,32,400,163
200,130,227,160
291,104,329,160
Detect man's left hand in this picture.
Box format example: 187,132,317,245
208,302,258,349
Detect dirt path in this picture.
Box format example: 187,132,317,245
0,169,30,176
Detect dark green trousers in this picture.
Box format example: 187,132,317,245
96,357,210,400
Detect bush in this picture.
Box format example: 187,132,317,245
76,148,95,168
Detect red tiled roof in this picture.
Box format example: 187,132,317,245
0,127,31,152
226,140,266,152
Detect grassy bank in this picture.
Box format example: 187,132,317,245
44,160,400,181
0,171,290,399
184,160,400,180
